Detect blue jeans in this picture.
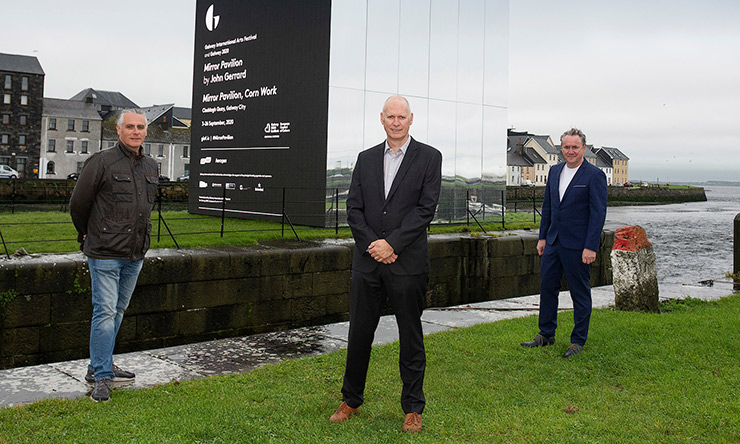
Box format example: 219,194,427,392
87,258,143,381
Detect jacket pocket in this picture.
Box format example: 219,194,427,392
146,175,159,203
100,219,133,254
111,172,133,202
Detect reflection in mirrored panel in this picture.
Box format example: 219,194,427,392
457,0,486,104
329,1,367,89
327,87,365,172
365,0,401,93
484,0,509,106
326,0,509,225
399,0,431,97
428,0,458,102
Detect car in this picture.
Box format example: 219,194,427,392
623,182,633,187
521,179,535,187
176,174,190,182
158,175,170,183
0,165,19,179
67,172,79,180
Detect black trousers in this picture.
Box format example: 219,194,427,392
341,266,427,414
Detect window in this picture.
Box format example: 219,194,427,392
182,145,189,158
3,75,9,89
66,140,74,153
67,119,75,131
19,115,27,125
158,144,164,156
18,135,25,146
184,163,190,176
81,141,88,153
46,161,55,175
21,77,28,91
49,118,57,130
144,144,151,155
1,114,8,125
1,135,8,144
82,120,89,132
3,94,9,104
48,139,56,152
20,95,28,106
76,162,84,173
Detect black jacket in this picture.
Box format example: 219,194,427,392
347,137,442,275
70,142,159,260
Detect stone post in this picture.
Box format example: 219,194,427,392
611,225,659,312
734,213,740,291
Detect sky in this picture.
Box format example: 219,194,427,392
2,0,738,182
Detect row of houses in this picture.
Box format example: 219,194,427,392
1,52,192,180
507,129,629,186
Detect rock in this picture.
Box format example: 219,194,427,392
611,225,659,312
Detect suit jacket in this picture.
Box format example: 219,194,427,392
538,160,607,252
347,137,442,275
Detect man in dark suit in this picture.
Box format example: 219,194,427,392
329,95,442,433
521,128,607,358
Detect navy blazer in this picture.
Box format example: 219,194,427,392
538,160,608,252
347,137,442,275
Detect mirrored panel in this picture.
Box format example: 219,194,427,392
484,0,509,106
399,0,431,97
327,87,366,171
365,0,401,93
457,0,486,104
329,1,367,89
427,99,457,178
428,0,458,102
455,102,483,180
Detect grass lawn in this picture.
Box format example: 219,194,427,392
0,295,737,443
0,210,540,255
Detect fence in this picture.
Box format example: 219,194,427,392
0,179,543,258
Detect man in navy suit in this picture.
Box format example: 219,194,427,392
521,128,607,358
329,95,442,433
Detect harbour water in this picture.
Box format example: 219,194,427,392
604,185,740,286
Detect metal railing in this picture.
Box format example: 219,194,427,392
0,181,544,258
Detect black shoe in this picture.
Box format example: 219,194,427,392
85,364,136,384
90,379,111,402
520,334,555,347
563,344,583,359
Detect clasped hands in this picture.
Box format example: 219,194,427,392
368,239,397,264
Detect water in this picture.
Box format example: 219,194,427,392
604,186,740,286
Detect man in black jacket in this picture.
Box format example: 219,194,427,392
329,96,442,433
70,109,158,402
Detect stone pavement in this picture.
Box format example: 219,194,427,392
0,280,734,408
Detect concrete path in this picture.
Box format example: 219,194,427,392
0,281,734,408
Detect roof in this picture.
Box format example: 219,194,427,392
598,146,630,161
0,52,44,75
530,135,559,154
43,98,102,120
69,88,139,109
140,104,174,124
522,147,546,164
173,107,191,120
507,149,533,167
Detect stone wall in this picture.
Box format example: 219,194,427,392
506,186,706,204
0,231,614,369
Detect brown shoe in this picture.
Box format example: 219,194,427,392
402,412,422,433
329,401,358,423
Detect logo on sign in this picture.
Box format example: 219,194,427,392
205,4,220,31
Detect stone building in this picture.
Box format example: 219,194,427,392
39,98,102,179
0,53,44,178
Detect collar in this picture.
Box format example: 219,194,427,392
385,136,411,155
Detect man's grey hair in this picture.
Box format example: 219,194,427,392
560,128,586,146
116,109,147,127
382,95,412,116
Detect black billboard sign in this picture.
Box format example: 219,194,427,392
190,0,332,226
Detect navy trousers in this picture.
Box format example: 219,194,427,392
341,266,427,414
538,240,593,346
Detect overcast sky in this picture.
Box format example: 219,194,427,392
2,1,738,182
